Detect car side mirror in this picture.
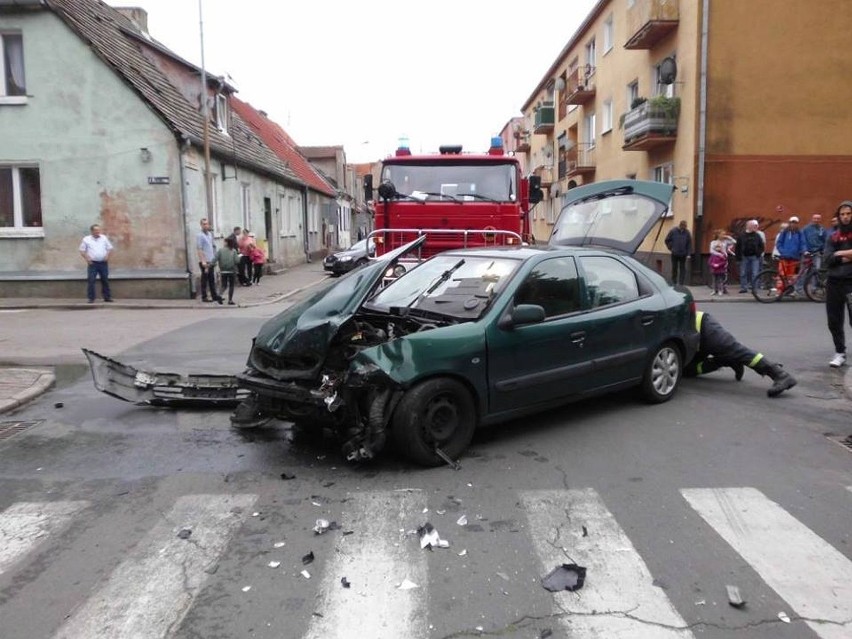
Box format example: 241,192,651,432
498,303,546,330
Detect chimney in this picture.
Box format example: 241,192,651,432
115,7,149,34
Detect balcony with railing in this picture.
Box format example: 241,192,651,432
533,164,553,188
622,97,680,151
624,0,679,50
564,66,596,105
562,143,596,178
534,103,555,134
514,130,531,152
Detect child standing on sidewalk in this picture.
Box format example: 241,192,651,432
249,242,266,285
709,230,729,296
213,237,240,305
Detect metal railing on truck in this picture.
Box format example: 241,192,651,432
368,227,524,261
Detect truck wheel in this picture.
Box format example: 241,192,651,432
641,342,681,403
392,378,476,466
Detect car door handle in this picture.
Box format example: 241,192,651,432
570,331,586,344
641,314,655,326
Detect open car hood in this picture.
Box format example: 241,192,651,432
548,179,675,254
249,236,426,380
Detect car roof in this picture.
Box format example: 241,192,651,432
436,245,616,261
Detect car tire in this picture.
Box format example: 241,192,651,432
641,342,682,403
392,378,476,466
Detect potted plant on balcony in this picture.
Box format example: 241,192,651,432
648,94,681,121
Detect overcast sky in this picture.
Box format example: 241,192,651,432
109,0,598,163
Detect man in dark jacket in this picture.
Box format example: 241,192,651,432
823,201,852,368
665,220,692,285
735,220,765,293
685,311,797,397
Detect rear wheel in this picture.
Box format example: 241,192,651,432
641,343,682,403
804,270,826,303
751,269,782,303
392,378,476,466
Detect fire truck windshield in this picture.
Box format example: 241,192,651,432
381,163,517,202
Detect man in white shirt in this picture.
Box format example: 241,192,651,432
79,224,114,303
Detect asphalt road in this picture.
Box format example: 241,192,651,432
0,301,850,639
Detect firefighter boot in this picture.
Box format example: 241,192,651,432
753,359,797,397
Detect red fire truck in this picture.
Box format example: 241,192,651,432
364,138,543,275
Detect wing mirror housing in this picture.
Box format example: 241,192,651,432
498,303,546,330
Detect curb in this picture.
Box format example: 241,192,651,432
0,369,56,414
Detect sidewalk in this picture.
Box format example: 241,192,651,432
0,265,848,413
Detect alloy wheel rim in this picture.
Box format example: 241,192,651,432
651,348,679,395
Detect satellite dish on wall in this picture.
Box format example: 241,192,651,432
660,57,677,85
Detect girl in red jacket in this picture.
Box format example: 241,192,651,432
249,243,266,284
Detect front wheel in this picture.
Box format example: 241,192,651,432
804,270,827,303
751,269,782,303
641,343,682,403
392,378,476,466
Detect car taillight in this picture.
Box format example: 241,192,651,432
689,301,697,314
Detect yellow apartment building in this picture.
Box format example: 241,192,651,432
518,0,852,276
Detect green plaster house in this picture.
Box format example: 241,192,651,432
0,0,335,298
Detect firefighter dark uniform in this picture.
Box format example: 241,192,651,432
685,311,797,397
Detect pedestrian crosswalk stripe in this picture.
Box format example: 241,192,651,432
682,487,852,639
522,489,694,638
0,501,89,576
304,490,428,639
53,494,257,639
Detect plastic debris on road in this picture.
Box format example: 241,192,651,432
313,519,341,535
417,523,449,549
397,579,418,590
280,472,296,480
241,585,252,592
458,549,467,557
341,577,351,588
456,515,468,526
273,541,286,548
541,563,587,592
726,584,745,608
300,570,311,579
267,560,281,568
302,551,315,565
777,611,791,623
177,528,192,540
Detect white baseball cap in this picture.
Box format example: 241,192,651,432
789,216,799,223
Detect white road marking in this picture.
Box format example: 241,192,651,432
304,490,429,639
682,487,852,639
54,493,257,639
522,489,693,637
0,501,90,575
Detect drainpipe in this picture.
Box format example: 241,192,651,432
302,185,311,262
695,0,711,278
178,135,196,298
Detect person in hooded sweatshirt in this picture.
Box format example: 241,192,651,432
823,200,852,368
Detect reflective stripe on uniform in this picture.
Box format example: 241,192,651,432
749,353,763,367
695,311,704,332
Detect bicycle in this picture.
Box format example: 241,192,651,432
752,253,824,303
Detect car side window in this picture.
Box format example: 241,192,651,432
514,257,580,318
580,256,640,308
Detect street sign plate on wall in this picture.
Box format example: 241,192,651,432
148,177,170,185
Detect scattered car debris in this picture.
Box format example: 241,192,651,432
177,528,192,540
475,626,484,632
496,571,510,582
280,472,296,480
252,512,260,517
458,549,467,557
54,402,64,409
726,585,745,608
313,519,341,535
397,579,418,590
302,551,315,565
300,570,311,579
273,541,286,548
241,586,252,593
539,629,553,639
268,561,281,568
82,348,250,407
541,563,587,592
582,525,588,537
456,515,468,526
777,611,791,623
417,523,449,549
341,577,351,588
695,599,706,606
434,447,462,470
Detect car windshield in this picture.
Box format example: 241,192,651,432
381,162,517,202
366,254,521,319
550,192,663,247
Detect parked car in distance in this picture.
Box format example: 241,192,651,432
323,238,375,276
233,180,697,466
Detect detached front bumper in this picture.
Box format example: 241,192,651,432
236,369,325,406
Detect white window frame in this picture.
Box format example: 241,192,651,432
0,32,27,104
215,93,229,134
585,38,596,69
654,56,676,98
584,112,596,148
603,15,614,54
602,99,613,133
308,200,319,234
627,80,639,110
0,164,43,237
240,183,251,230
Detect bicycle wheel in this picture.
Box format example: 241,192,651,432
804,270,827,303
752,269,782,303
